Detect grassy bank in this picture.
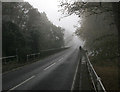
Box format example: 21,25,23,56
90,58,119,91
3,58,40,73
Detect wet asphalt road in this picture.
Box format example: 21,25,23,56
3,47,82,91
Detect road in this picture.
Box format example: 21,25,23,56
3,46,82,91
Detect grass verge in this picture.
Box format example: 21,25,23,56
91,58,119,91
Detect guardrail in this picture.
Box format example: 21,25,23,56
26,47,70,61
85,53,106,92
27,53,40,61
0,55,18,64
2,47,70,63
40,46,70,52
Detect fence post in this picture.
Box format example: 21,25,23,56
38,53,40,58
34,54,35,59
97,77,101,92
27,55,28,62
16,55,18,62
4,58,6,65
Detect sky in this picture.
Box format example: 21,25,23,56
24,0,79,33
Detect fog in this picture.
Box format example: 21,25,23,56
25,0,79,32
25,0,83,47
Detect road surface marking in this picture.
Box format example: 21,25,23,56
44,63,56,70
44,57,63,70
71,60,80,91
58,58,63,62
9,75,35,91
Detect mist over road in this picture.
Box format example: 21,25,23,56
3,45,83,90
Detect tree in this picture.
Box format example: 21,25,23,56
59,1,119,58
59,1,120,88
2,2,65,61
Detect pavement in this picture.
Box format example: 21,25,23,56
2,46,93,91
79,56,93,90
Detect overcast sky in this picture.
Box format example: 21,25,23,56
25,0,79,33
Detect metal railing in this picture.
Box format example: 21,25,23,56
1,47,70,63
0,55,18,64
40,46,70,52
27,53,40,62
85,53,106,92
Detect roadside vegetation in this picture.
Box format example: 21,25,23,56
90,57,119,91
59,1,119,91
3,48,68,73
2,2,65,72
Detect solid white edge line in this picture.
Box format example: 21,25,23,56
44,63,56,70
71,59,80,91
9,75,35,91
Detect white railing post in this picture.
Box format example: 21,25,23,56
16,55,18,62
97,77,101,91
34,54,35,59
4,58,6,64
85,52,106,92
27,55,28,62
38,53,40,58
26,53,40,61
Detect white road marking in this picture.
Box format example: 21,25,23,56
44,63,56,70
8,57,64,91
44,57,64,71
71,60,80,91
9,75,35,91
58,58,63,62
8,57,64,90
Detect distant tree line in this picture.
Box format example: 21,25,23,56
60,1,120,89
76,13,118,61
59,1,119,61
2,2,65,61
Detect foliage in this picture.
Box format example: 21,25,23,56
59,1,118,60
2,2,65,61
59,1,113,17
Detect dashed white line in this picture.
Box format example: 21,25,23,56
44,57,64,71
9,75,35,91
44,63,56,70
8,57,64,90
58,58,63,62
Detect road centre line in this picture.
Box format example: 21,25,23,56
8,75,35,91
44,63,56,70
8,57,65,91
58,58,63,62
44,57,64,71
